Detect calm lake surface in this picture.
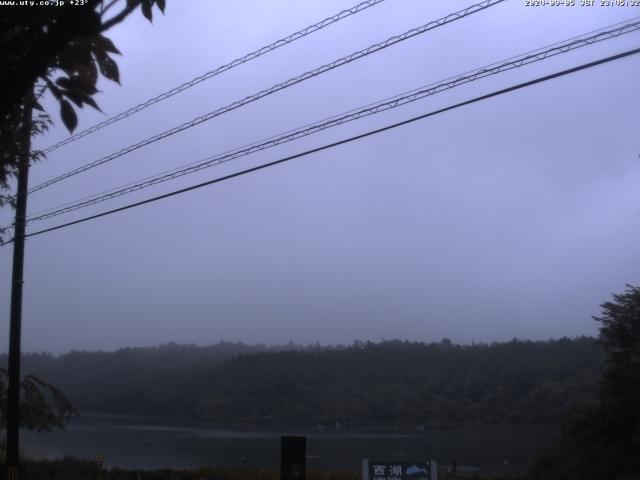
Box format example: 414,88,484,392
22,413,558,473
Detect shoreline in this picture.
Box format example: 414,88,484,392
70,411,560,435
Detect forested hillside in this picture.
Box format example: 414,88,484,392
2,338,603,428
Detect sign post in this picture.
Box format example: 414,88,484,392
281,436,306,480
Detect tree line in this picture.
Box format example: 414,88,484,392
1,337,603,428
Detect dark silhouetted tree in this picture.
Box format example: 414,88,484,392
0,1,167,438
0,0,166,241
532,285,640,480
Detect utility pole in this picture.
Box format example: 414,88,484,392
6,94,33,480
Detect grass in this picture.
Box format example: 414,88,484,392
17,458,358,480
5,457,531,479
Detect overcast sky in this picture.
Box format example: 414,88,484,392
1,0,639,353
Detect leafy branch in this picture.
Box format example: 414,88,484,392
0,368,78,434
0,0,166,243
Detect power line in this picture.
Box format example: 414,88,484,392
11,46,639,244
25,19,640,223
40,0,390,155
28,18,640,220
28,0,505,195
27,15,640,220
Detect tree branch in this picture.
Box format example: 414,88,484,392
100,0,121,17
100,1,141,32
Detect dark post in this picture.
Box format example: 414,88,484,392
6,95,33,480
280,436,306,480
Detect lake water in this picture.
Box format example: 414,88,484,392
22,414,558,473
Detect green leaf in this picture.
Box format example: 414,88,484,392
83,95,101,112
76,62,98,92
56,77,73,89
141,0,153,22
60,99,78,133
47,82,62,100
62,89,84,108
66,39,93,65
60,87,102,112
94,34,120,55
99,56,120,84
57,54,76,77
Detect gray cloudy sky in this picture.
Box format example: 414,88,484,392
1,0,639,353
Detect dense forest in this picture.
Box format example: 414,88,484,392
1,338,603,428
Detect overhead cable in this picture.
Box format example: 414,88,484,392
25,19,640,223
8,46,637,244
40,0,390,155
28,0,505,195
